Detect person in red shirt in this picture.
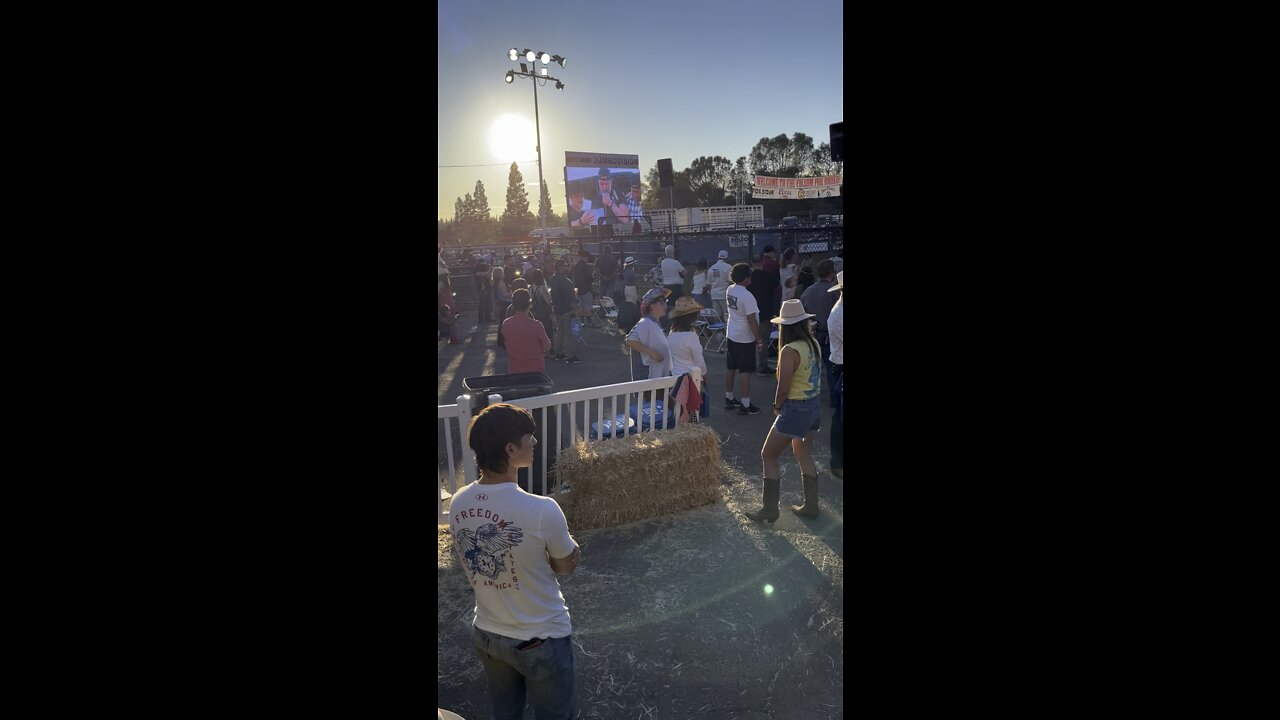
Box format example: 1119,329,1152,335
501,288,552,374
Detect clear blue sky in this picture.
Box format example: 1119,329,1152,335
437,0,844,220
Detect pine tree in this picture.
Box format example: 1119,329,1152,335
538,179,553,224
501,162,534,237
472,180,491,222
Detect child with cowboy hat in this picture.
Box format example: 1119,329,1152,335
666,295,708,424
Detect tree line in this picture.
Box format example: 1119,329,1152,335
440,132,844,246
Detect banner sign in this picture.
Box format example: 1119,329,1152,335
752,174,842,199
564,151,640,169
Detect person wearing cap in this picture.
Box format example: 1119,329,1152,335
548,258,583,364
667,296,708,424
596,244,619,301
691,258,711,309
624,288,672,380
621,256,638,304
591,168,624,226
501,288,553,374
707,250,733,323
659,244,686,331
799,259,840,404
826,271,844,480
744,298,824,523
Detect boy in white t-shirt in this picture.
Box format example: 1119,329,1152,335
724,263,764,416
450,403,581,719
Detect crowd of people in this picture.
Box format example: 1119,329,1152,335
444,238,845,719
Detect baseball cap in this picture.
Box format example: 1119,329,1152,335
717,250,728,259
598,167,611,179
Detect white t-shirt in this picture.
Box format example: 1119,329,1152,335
448,481,575,641
660,258,685,286
708,260,733,293
626,316,672,378
828,296,843,366
780,264,798,301
692,272,707,295
725,284,760,344
667,330,707,379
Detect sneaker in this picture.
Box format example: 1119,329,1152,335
738,404,761,415
565,355,584,364
724,398,741,410
551,353,565,360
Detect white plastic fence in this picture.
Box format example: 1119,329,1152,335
438,376,679,524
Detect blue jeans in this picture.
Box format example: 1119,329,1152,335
471,625,576,720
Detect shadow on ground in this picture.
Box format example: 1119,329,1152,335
438,461,844,720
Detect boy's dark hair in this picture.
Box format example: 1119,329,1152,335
816,260,836,279
671,312,696,332
511,288,531,312
525,268,545,285
511,278,529,290
697,258,708,270
555,259,568,271
468,403,536,474
731,263,751,283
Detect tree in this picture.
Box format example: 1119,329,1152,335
501,162,535,237
471,180,492,222
685,155,734,207
641,162,694,210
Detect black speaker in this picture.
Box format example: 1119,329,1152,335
829,122,843,162
657,158,674,187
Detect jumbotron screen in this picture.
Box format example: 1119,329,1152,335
564,151,641,230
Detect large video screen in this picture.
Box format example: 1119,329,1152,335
564,151,641,231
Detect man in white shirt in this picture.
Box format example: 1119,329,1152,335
826,271,844,479
724,263,764,416
450,403,581,719
707,250,733,323
659,244,686,330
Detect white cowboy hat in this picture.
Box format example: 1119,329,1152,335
770,298,816,325
828,270,843,292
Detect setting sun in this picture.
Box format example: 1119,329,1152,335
489,113,535,163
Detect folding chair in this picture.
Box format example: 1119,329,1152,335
701,308,727,353
597,295,620,335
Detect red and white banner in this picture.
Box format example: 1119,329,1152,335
752,174,841,199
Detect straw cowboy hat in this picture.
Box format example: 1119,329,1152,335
771,298,816,325
828,270,843,292
623,256,636,266
670,295,704,318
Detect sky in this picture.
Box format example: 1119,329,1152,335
437,0,844,222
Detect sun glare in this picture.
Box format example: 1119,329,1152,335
489,114,535,163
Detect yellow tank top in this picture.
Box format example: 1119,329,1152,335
783,340,821,400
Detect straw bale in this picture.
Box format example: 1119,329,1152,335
552,423,721,531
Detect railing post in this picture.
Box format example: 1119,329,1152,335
456,394,477,487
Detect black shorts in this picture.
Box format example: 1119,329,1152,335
726,339,757,372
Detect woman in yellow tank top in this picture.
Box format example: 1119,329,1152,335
744,299,825,523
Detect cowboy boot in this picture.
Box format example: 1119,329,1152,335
744,478,781,524
791,474,820,517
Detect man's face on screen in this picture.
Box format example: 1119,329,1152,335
598,177,611,194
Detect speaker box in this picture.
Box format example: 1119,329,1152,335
657,158,674,188
829,122,843,162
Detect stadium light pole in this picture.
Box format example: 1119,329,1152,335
505,49,566,247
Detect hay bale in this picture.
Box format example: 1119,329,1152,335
552,423,721,531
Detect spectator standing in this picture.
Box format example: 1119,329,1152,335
793,263,815,300
667,296,708,425
548,259,583,364
596,244,619,301
493,267,513,341
799,259,840,405
724,263,764,416
450,403,581,720
501,289,553,374
624,288,672,380
525,269,556,360
621,256,638,305
707,250,733,323
475,258,493,325
749,254,780,373
744,298,823,524
692,258,711,309
826,271,844,479
570,249,597,329
659,244,686,331
779,247,799,302
439,275,464,345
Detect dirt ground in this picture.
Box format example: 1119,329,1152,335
438,311,844,719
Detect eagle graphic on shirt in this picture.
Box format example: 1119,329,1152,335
455,521,525,580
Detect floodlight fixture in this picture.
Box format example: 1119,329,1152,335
540,52,550,64
540,67,548,76
555,81,564,90
552,55,567,68
525,49,536,63
505,70,514,83
509,48,519,61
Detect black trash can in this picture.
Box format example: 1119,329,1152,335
461,372,557,494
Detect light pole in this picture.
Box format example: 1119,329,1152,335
505,48,566,248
